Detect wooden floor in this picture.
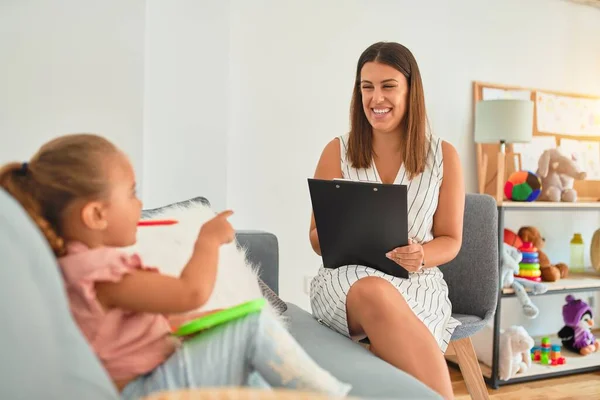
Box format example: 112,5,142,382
450,366,600,399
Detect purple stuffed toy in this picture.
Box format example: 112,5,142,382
557,295,600,355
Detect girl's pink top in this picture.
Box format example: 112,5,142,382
58,242,179,382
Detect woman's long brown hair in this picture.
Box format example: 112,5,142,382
347,42,429,180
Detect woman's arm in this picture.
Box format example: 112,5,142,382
421,141,465,267
309,138,343,255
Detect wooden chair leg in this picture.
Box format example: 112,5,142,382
449,337,489,400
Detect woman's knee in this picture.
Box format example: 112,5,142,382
346,277,411,320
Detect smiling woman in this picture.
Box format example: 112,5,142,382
308,42,465,400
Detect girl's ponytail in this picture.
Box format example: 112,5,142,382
0,162,66,256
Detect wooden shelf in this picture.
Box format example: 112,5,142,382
500,200,600,210
449,330,600,383
502,272,600,297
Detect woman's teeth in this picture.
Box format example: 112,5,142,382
373,108,391,115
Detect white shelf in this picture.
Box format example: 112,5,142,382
500,200,600,209
474,330,600,381
502,272,600,296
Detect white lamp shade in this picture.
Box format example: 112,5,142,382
474,99,534,144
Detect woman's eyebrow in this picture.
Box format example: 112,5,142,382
360,79,399,84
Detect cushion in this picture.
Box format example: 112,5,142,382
134,197,286,316
258,278,287,314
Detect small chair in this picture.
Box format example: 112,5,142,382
440,194,499,400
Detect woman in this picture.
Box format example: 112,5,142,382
308,42,464,399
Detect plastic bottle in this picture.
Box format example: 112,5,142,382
570,233,585,273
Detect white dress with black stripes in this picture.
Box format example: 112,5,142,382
309,133,460,353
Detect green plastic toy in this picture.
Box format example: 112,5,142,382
173,298,267,337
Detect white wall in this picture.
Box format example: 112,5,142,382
143,0,230,210
0,0,145,184
2,0,600,334
226,0,600,313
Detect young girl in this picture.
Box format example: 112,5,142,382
0,134,351,399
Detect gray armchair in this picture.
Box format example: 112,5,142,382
440,193,499,400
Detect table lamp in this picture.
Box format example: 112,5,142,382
474,99,534,203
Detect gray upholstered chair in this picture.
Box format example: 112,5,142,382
440,193,498,400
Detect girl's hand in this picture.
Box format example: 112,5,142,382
386,238,425,273
196,210,235,248
168,309,223,331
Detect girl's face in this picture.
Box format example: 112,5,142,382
360,61,409,135
102,153,142,247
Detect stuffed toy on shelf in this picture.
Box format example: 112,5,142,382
536,148,587,202
558,295,600,355
518,226,569,282
502,243,548,318
471,322,534,381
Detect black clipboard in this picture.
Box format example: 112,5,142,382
308,178,409,279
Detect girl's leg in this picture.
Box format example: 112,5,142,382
121,310,350,399
346,277,454,399
240,311,351,395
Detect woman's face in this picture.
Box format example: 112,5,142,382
360,61,409,135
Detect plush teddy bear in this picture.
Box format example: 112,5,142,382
502,243,547,318
518,226,568,282
536,148,586,202
471,322,535,381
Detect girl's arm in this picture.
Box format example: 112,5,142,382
96,211,235,314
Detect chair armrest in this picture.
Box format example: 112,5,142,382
235,230,279,295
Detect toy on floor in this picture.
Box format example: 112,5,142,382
516,242,541,282
504,170,542,202
518,226,569,282
501,243,547,318
471,322,534,381
558,295,600,355
530,337,566,366
536,148,586,202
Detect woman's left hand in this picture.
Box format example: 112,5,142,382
386,238,425,273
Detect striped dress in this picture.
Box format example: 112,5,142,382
309,133,460,353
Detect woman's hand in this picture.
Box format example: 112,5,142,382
386,238,425,273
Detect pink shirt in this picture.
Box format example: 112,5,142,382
58,242,179,382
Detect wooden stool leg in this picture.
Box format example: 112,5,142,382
449,338,489,400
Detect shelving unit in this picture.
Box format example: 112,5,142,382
485,200,600,389
502,272,600,297
448,329,600,385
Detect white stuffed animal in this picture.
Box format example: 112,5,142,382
498,326,535,380
502,243,547,319
471,322,535,381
